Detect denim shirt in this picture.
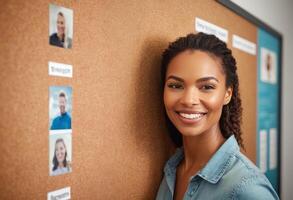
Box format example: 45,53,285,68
156,135,279,200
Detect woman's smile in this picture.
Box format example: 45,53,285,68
176,111,207,124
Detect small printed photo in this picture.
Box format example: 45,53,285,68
260,47,277,84
49,4,73,49
49,131,72,176
49,86,72,131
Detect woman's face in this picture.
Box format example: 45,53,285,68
164,50,232,138
57,14,65,36
55,141,66,165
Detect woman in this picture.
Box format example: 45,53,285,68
156,33,279,199
51,138,71,176
49,12,72,49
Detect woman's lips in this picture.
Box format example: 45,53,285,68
176,111,206,124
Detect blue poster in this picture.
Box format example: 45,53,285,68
257,28,280,192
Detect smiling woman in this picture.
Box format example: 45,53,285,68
49,12,72,48
51,138,72,176
49,5,73,49
156,32,279,200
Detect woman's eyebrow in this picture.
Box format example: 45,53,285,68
166,75,184,82
167,75,219,83
196,76,219,83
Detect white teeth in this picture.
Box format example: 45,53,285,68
179,113,204,119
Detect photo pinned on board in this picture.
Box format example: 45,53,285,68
49,4,73,49
260,47,277,84
49,131,72,176
49,86,72,132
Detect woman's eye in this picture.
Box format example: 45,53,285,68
201,85,215,90
167,83,183,89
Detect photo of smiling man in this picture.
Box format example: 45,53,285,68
49,86,72,131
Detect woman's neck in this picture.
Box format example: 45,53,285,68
181,126,225,172
58,163,64,168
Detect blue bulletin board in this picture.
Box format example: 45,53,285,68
218,0,283,194
257,28,281,192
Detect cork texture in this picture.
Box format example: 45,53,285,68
0,0,257,199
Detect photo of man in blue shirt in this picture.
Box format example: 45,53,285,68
51,92,71,130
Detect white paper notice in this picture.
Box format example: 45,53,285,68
259,130,267,173
49,61,73,78
232,34,256,55
48,187,71,200
195,17,228,42
269,128,277,170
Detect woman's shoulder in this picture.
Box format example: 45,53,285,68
232,151,261,173
223,152,279,199
226,151,269,184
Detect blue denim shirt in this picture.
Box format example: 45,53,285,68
156,135,279,200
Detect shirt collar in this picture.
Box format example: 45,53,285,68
164,147,184,176
197,135,239,184
164,135,239,184
163,147,184,195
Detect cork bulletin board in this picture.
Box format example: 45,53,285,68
0,0,278,199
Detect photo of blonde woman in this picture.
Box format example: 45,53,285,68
49,4,73,49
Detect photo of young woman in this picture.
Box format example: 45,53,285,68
49,132,72,176
49,4,73,49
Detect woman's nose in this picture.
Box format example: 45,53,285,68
180,88,199,107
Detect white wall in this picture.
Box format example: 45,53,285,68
231,0,293,199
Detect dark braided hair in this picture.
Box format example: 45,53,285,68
161,32,243,148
